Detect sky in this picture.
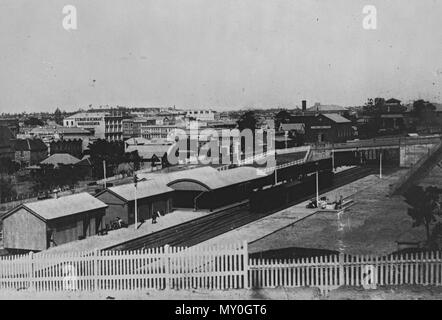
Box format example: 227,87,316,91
0,0,441,113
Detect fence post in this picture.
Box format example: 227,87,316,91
338,253,345,287
164,244,170,290
94,249,100,292
28,252,35,292
243,240,250,289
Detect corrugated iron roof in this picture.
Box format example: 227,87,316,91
280,123,305,132
322,114,351,123
41,153,81,167
106,178,174,202
5,193,108,221
143,166,269,191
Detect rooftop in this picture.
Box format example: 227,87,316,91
322,114,351,123
3,193,107,222
140,166,269,192
104,179,175,202
40,153,81,167
306,104,347,112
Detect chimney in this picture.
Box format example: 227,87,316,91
302,100,307,111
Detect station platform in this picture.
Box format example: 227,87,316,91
43,208,215,254
195,173,384,248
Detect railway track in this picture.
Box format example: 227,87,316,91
105,166,379,251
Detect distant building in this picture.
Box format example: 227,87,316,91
1,193,108,252
14,138,48,167
95,179,174,227
122,117,159,140
0,126,15,160
29,125,93,141
0,118,19,138
289,114,354,143
124,137,172,161
141,123,186,140
63,111,124,141
185,109,217,121
304,103,348,115
50,139,83,158
40,153,81,168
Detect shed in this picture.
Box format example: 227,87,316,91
1,193,107,252
95,179,174,226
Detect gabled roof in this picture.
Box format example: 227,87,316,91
280,123,305,132
2,193,107,222
386,98,401,104
14,138,47,152
103,178,174,202
41,153,81,167
321,114,351,123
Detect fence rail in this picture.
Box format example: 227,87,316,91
0,243,442,295
0,242,248,292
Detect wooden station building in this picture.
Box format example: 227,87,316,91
1,193,108,252
138,166,271,211
95,179,174,227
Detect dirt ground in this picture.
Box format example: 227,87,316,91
1,285,441,300
249,169,427,256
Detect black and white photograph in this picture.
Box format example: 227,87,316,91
0,0,442,305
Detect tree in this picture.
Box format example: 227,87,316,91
0,175,16,201
88,140,143,178
236,111,258,156
237,110,258,132
24,117,44,127
404,185,442,246
274,110,293,130
54,108,63,125
0,158,19,174
88,140,125,178
412,100,436,128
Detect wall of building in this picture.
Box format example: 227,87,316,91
400,143,435,167
3,208,47,251
95,191,128,227
47,209,104,247
127,194,173,224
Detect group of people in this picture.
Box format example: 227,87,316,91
110,210,163,230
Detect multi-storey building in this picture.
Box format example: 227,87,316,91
63,111,124,141
141,124,185,140
123,117,159,140
14,138,48,167
185,109,217,121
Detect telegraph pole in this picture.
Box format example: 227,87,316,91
379,151,382,179
315,161,319,206
134,174,138,230
103,160,107,189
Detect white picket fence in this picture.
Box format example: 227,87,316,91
250,251,442,294
1,243,442,294
0,242,248,292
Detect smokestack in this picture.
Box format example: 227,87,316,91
302,100,307,111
